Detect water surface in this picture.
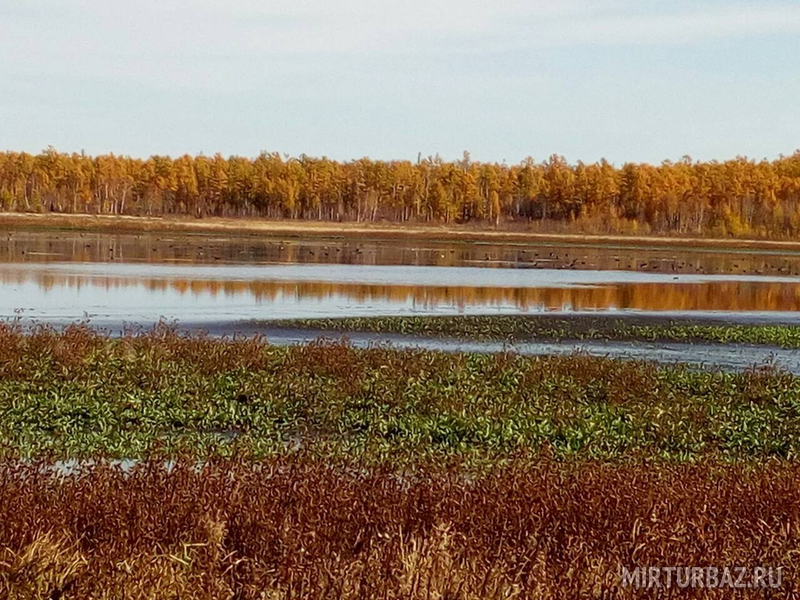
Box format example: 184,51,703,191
3,230,800,327
261,328,800,373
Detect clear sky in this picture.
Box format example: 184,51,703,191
1,0,798,164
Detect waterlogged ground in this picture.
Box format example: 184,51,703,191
3,327,800,461
252,328,800,373
3,230,800,369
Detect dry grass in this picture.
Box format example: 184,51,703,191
0,457,799,598
0,533,86,600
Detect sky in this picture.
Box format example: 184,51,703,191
1,0,799,165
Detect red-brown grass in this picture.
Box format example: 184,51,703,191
1,456,799,598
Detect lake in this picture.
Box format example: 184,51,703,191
3,230,800,328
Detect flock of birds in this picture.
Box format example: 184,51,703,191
5,231,800,277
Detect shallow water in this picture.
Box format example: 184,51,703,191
3,230,800,326
6,230,800,274
259,329,800,373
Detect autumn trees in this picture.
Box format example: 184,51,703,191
1,148,800,237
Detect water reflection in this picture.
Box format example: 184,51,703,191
4,231,800,325
3,263,800,324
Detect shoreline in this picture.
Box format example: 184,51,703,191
8,313,800,352
255,314,800,348
2,211,800,250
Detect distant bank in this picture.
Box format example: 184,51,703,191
3,212,800,251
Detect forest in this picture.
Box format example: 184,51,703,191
2,148,800,237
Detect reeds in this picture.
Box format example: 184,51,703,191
1,457,799,598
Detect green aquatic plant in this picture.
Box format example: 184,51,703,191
271,315,800,348
2,323,800,462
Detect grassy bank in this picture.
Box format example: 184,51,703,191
2,324,800,462
3,212,800,250
271,315,800,348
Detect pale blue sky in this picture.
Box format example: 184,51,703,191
1,0,798,164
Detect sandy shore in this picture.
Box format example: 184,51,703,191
1,211,798,250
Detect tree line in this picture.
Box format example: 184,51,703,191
2,148,800,237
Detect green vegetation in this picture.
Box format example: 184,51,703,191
273,315,800,347
3,324,800,462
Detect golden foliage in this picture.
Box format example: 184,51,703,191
2,150,800,237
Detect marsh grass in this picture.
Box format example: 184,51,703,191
2,323,800,461
1,457,800,598
273,315,800,348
